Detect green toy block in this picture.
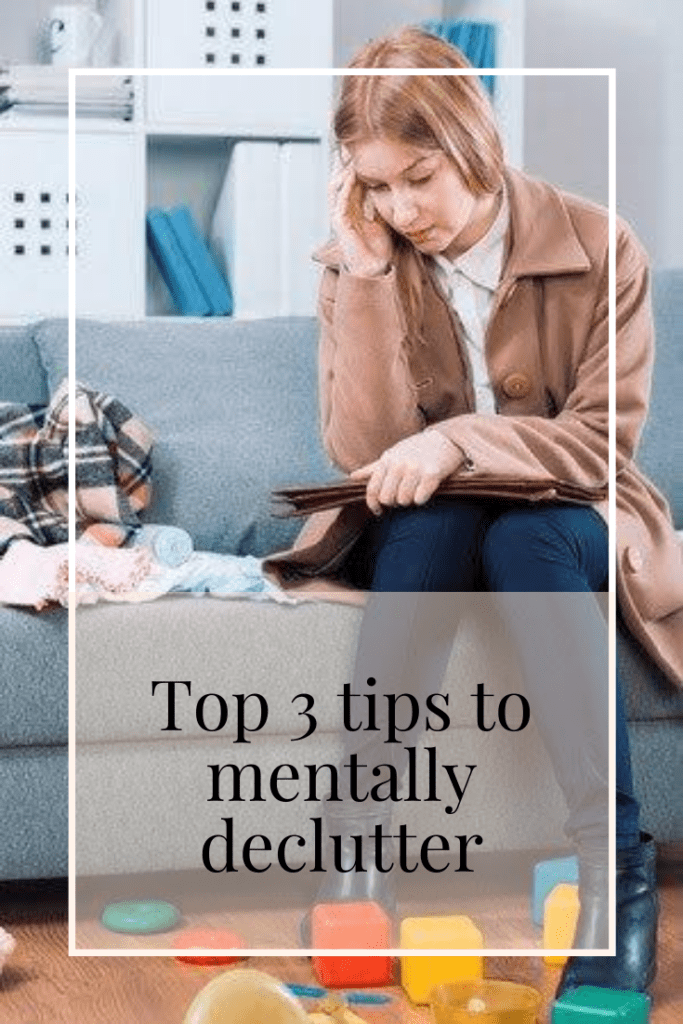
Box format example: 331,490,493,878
552,985,651,1022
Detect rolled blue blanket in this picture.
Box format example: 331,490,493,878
130,525,194,567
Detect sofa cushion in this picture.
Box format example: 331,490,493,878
0,606,68,747
76,594,523,743
0,326,49,404
33,317,334,558
0,745,68,879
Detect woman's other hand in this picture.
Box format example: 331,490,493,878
349,430,466,514
331,163,394,277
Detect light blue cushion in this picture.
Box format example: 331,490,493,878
0,326,49,403
33,317,333,557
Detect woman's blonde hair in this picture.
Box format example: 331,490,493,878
333,27,505,337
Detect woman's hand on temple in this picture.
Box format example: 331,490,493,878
331,163,394,277
349,430,467,515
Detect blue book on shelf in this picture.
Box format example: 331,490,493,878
168,205,233,316
146,208,212,316
422,20,496,96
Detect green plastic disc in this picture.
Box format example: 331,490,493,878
101,900,181,934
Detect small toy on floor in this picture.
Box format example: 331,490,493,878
172,926,246,964
551,985,651,1022
285,985,393,1006
430,980,542,1024
181,966,310,1024
543,883,580,966
315,995,373,1024
0,926,16,973
400,915,484,1004
100,899,180,934
532,855,579,927
310,901,394,988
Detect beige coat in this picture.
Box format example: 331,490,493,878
267,167,683,687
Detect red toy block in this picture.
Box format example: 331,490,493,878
311,902,393,988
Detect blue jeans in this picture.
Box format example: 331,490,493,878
345,498,641,849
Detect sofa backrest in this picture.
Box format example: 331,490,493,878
638,270,683,526
33,316,333,558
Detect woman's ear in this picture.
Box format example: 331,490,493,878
362,192,376,221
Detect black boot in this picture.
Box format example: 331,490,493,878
556,832,659,997
299,800,397,947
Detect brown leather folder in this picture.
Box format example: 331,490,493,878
272,476,608,518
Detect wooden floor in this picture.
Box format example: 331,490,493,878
74,847,571,952
1,845,681,1024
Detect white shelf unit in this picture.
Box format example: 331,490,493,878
1,0,333,320
145,0,333,71
1,0,526,321
0,123,145,319
144,72,331,317
140,0,334,317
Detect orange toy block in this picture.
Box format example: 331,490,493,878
311,902,393,988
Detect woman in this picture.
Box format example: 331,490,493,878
269,27,682,996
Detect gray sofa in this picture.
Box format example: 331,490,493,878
1,271,681,883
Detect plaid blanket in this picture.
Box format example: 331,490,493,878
0,380,154,556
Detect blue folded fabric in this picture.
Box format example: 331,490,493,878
129,524,194,567
137,552,288,599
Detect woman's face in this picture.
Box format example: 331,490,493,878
349,136,498,260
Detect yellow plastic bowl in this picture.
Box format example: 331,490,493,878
429,980,542,1024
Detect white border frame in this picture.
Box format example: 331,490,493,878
68,65,616,959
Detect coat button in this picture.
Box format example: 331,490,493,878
501,372,531,399
624,546,644,573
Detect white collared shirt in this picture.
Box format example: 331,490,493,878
431,187,509,414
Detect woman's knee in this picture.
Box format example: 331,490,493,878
370,498,490,591
481,508,584,591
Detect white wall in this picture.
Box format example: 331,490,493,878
658,1,683,270
524,0,681,269
333,0,442,65
523,75,609,208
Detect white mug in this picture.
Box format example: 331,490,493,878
47,4,104,67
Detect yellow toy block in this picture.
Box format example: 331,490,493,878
400,915,484,1004
543,883,579,966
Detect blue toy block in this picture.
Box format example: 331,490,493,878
551,985,651,1022
532,854,579,926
